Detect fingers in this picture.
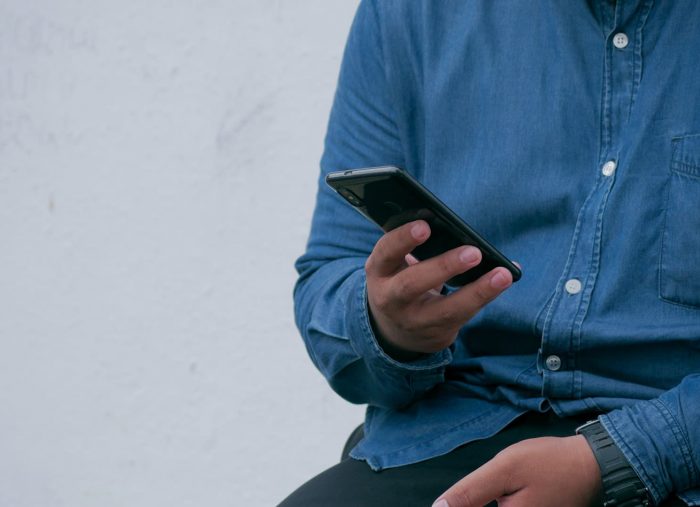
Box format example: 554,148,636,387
365,221,430,277
424,267,513,324
366,222,515,355
433,457,509,507
405,253,445,292
404,253,419,266
389,246,482,303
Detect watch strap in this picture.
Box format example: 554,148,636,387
576,420,651,507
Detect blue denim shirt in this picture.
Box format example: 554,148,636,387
294,2,700,504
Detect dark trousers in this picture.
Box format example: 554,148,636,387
279,411,686,507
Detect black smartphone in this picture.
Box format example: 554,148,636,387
325,166,521,286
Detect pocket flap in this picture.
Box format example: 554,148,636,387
671,134,700,176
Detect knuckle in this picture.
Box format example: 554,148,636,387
436,253,456,277
371,288,391,312
372,237,390,261
430,297,467,325
473,282,497,306
364,255,375,274
453,490,477,507
371,229,410,264
436,305,458,323
390,277,415,303
494,448,510,461
464,492,478,507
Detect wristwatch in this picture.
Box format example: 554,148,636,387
576,420,652,507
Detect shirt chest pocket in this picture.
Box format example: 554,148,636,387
659,134,700,309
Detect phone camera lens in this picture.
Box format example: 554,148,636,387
339,188,364,206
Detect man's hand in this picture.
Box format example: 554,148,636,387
366,220,514,355
433,436,603,507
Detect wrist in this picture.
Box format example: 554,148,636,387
368,307,425,362
571,434,604,503
576,420,651,506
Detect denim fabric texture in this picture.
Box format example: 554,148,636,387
294,1,700,504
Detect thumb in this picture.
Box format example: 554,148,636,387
432,458,509,507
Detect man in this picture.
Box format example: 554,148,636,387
282,2,700,506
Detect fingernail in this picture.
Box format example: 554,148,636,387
459,247,480,264
432,499,449,507
411,222,427,239
490,270,512,289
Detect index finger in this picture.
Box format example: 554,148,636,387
433,457,509,507
365,220,430,277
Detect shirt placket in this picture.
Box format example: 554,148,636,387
538,0,650,408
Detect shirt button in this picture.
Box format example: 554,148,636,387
613,32,629,49
602,160,617,177
565,278,582,295
546,355,562,371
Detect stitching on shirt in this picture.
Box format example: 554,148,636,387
539,178,600,396
600,415,664,503
600,0,614,156
658,137,700,310
368,0,411,175
582,397,603,413
658,149,674,308
671,161,700,178
358,275,450,374
570,165,617,388
513,360,538,386
357,275,420,400
376,407,524,460
627,0,654,122
670,133,700,176
652,398,699,488
531,290,555,340
658,294,700,311
549,0,616,400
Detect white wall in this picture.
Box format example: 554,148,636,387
0,1,363,505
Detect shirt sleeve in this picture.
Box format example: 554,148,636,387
293,0,451,410
599,373,700,505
